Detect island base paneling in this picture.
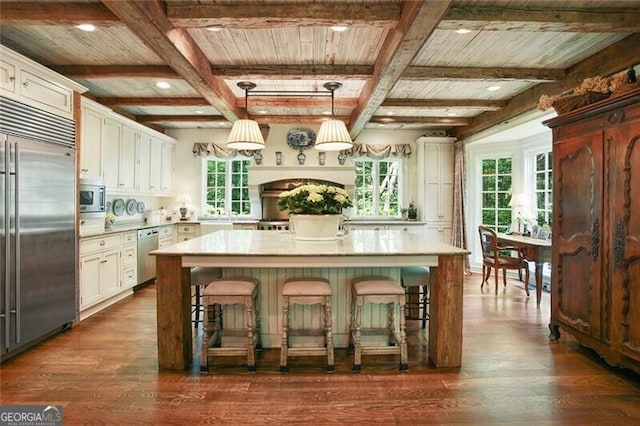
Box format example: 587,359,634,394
218,267,402,349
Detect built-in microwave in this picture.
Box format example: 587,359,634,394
79,178,106,217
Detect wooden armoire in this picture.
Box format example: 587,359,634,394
544,88,640,374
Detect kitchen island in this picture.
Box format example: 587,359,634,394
152,229,468,371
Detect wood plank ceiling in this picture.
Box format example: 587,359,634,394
1,0,639,140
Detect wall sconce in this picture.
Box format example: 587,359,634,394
318,152,326,165
253,151,263,165
297,151,306,165
275,151,282,165
337,152,347,165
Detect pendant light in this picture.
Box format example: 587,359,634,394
227,81,265,150
315,82,353,151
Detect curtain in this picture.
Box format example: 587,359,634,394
192,142,259,159
452,140,471,274
344,143,412,159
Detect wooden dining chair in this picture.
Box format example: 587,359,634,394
478,226,530,297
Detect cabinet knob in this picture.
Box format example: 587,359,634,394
100,240,106,246
100,260,108,264
22,81,29,87
8,76,15,82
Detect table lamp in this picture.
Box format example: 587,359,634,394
177,193,192,220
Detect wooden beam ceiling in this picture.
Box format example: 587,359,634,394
442,5,640,32
99,0,242,122
382,99,507,110
402,66,565,82
0,2,118,24
50,65,179,79
166,3,401,29
348,0,454,138
455,33,640,139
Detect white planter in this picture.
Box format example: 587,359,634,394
291,214,342,241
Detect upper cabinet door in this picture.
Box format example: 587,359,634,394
135,133,151,193
101,117,122,191
0,58,17,94
119,124,137,192
80,106,104,180
148,138,162,193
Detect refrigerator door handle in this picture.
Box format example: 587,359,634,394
1,136,8,349
13,141,20,344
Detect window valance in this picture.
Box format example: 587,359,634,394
192,143,259,159
343,143,412,160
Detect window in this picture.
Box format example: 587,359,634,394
353,159,401,217
202,158,251,217
535,151,553,226
481,157,512,232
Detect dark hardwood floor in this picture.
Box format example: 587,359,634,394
2,274,640,425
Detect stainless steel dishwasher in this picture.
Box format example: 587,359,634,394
137,227,159,285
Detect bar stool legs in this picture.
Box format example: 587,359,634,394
350,276,408,373
280,278,334,373
200,277,260,373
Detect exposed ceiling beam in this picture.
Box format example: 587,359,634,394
348,0,454,139
0,2,118,24
382,98,507,110
139,114,352,125
239,97,358,109
99,0,242,122
166,3,401,29
441,5,640,33
456,33,640,139
210,65,373,80
138,115,227,123
370,116,470,126
402,66,565,82
99,97,209,107
50,65,179,79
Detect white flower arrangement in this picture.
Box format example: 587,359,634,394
277,183,353,215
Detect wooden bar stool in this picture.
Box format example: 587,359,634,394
350,276,407,372
200,277,260,372
190,267,221,327
400,266,430,329
280,277,335,373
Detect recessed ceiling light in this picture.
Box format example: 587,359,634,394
258,110,267,114
195,110,203,114
322,110,332,115
455,28,471,34
330,25,349,32
386,111,395,116
206,26,224,32
447,112,458,116
156,81,171,89
75,23,96,32
487,85,501,91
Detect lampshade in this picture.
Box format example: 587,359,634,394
177,193,192,206
315,119,353,151
509,192,529,208
226,119,265,150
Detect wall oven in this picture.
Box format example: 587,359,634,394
79,178,106,218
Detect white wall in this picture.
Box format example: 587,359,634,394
166,125,427,218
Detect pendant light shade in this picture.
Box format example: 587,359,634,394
227,119,265,150
315,119,353,151
227,81,265,150
315,82,353,151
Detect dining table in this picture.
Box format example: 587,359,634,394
496,233,552,306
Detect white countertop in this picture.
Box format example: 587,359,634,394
151,229,469,257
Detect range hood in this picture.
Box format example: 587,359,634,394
248,166,356,219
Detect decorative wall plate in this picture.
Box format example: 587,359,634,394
137,201,145,213
286,128,316,150
125,199,138,215
112,199,125,216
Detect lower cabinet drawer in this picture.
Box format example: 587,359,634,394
122,246,136,267
123,267,137,289
80,235,121,254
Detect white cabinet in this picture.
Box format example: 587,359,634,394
176,224,199,242
161,141,174,193
158,225,175,248
0,45,84,119
418,138,455,244
79,235,122,310
79,97,175,196
119,124,137,192
80,103,105,180
148,138,162,193
387,223,425,237
135,133,151,192
101,117,123,191
121,231,137,290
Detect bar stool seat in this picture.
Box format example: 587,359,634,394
400,266,430,329
350,276,408,372
280,277,334,373
200,277,260,372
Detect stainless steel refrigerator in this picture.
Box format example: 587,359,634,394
1,96,76,361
